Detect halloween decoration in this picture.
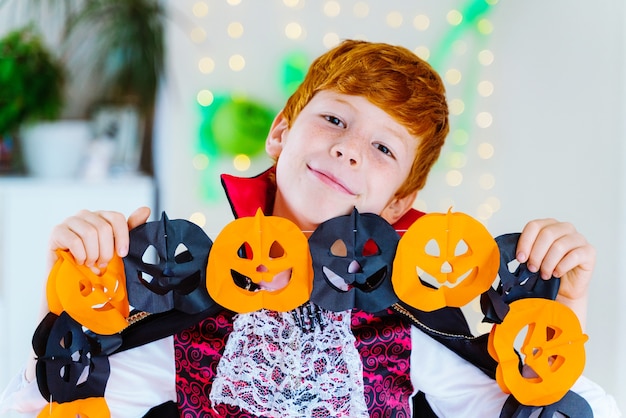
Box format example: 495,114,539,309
481,233,561,324
499,391,592,418
33,312,111,404
488,298,588,406
37,397,110,418
309,208,400,312
392,209,499,312
124,212,215,315
210,96,275,157
47,250,129,335
206,209,312,313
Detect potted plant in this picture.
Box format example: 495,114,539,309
61,0,166,175
0,25,66,174
0,0,166,176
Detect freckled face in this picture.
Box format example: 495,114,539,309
267,90,419,231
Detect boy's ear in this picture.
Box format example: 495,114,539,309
266,110,289,159
380,190,418,225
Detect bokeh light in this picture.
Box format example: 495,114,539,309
233,154,251,171
228,54,245,71
197,89,214,106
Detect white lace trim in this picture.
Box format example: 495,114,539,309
210,304,368,417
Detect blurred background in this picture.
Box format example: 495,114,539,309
0,0,624,414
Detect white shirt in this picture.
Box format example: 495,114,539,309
1,327,621,418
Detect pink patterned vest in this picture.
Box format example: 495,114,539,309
174,308,413,417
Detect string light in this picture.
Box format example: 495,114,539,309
192,2,209,17
447,9,463,26
189,212,207,228
285,22,304,40
198,57,215,74
192,154,210,171
197,89,214,107
386,11,403,28
233,154,251,171
227,22,244,39
323,32,340,48
323,1,341,17
228,54,245,71
413,14,430,31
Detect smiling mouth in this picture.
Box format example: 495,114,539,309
138,271,201,295
416,267,475,288
308,166,356,196
231,269,292,292
322,266,387,292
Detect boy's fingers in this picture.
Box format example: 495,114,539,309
536,232,588,279
517,219,592,280
48,222,88,265
76,210,122,267
128,206,151,230
515,218,558,265
94,209,141,260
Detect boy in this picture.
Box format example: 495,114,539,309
1,40,619,417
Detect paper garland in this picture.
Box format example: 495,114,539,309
38,208,590,412
488,298,589,406
47,250,129,335
206,209,312,313
308,208,400,312
391,209,499,312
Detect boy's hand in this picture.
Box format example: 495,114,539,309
515,218,595,327
47,206,151,272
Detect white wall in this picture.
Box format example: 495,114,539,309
155,0,625,410
485,1,625,406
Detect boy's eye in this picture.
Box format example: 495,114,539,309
324,115,345,128
375,143,393,157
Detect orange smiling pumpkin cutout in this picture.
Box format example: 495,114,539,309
392,209,499,312
488,298,588,406
206,209,313,313
47,250,129,335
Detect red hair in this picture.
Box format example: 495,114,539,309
282,39,449,197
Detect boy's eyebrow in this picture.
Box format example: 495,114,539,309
328,96,357,110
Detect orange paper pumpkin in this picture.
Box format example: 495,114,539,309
392,209,499,311
488,298,588,406
47,250,129,335
206,209,313,313
37,397,110,418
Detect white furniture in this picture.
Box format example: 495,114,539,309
0,175,156,398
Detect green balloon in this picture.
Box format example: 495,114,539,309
211,98,275,156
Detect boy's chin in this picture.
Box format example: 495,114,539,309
307,206,362,225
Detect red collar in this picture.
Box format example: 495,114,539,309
220,167,424,232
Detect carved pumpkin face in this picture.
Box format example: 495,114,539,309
206,209,312,313
33,312,110,405
38,397,110,418
308,208,400,312
392,209,499,312
488,298,588,406
124,212,215,314
481,233,562,324
47,250,129,335
496,232,561,302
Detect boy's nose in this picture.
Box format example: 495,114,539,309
335,150,358,165
332,137,361,166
